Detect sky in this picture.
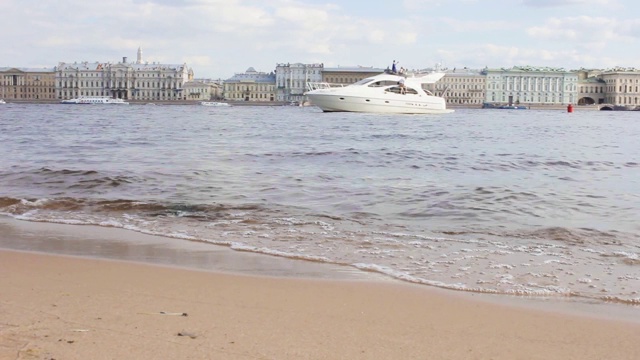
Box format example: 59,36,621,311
3,0,639,79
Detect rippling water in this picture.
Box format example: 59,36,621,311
1,103,639,305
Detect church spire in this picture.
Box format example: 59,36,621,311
137,46,143,64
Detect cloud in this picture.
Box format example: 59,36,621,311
440,17,516,32
527,16,638,42
521,0,618,7
3,0,638,78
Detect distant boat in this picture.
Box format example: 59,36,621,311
498,105,528,110
61,96,129,105
0,99,6,104
482,102,528,110
201,101,230,107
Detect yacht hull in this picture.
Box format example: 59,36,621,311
306,93,454,114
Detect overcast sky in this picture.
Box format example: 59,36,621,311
3,0,639,79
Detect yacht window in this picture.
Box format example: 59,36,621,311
385,87,419,95
368,80,397,87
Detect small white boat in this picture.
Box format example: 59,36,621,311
200,101,230,107
61,96,129,105
0,99,6,104
305,72,453,114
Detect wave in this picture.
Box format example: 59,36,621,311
0,167,145,193
2,195,639,307
0,196,264,218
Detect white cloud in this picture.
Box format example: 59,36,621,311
527,16,637,42
2,0,639,77
522,0,619,7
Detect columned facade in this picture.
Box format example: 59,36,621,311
275,63,323,103
56,54,193,101
485,66,578,106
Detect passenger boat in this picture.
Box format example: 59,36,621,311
200,101,230,107
482,102,528,110
304,72,453,114
0,99,6,104
60,96,129,105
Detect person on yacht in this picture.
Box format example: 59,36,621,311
398,78,406,94
392,60,397,74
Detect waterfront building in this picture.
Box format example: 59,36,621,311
575,70,606,105
431,68,486,106
55,49,193,101
183,80,223,101
275,63,323,103
321,66,385,85
484,66,578,106
0,67,56,101
223,67,275,102
599,67,640,108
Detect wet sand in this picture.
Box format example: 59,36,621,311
1,219,640,359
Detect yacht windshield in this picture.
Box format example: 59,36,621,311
352,77,376,86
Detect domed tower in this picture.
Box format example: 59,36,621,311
136,47,143,64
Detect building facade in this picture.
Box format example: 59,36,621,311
575,70,606,105
321,67,385,85
484,66,578,106
599,68,640,107
183,80,223,101
0,67,56,101
55,49,193,101
223,67,276,102
431,69,486,106
275,63,323,103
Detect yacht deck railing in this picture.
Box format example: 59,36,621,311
306,82,346,91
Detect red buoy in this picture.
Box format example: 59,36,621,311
567,104,574,113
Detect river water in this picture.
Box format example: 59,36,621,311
0,103,638,307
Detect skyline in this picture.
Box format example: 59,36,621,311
3,0,640,79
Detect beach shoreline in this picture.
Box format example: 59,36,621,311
2,218,640,359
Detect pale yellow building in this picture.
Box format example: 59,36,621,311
223,67,275,102
183,80,223,101
0,67,56,101
599,68,640,107
431,69,486,106
321,67,384,85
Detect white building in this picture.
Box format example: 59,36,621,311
55,48,194,101
484,66,578,106
275,63,323,103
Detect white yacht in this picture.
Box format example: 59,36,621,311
305,72,453,114
60,96,129,105
200,101,230,107
0,99,6,104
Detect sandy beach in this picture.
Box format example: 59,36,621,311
1,247,639,360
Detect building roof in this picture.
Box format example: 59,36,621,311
225,68,275,83
56,61,188,72
486,66,572,73
0,67,55,73
322,66,385,73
